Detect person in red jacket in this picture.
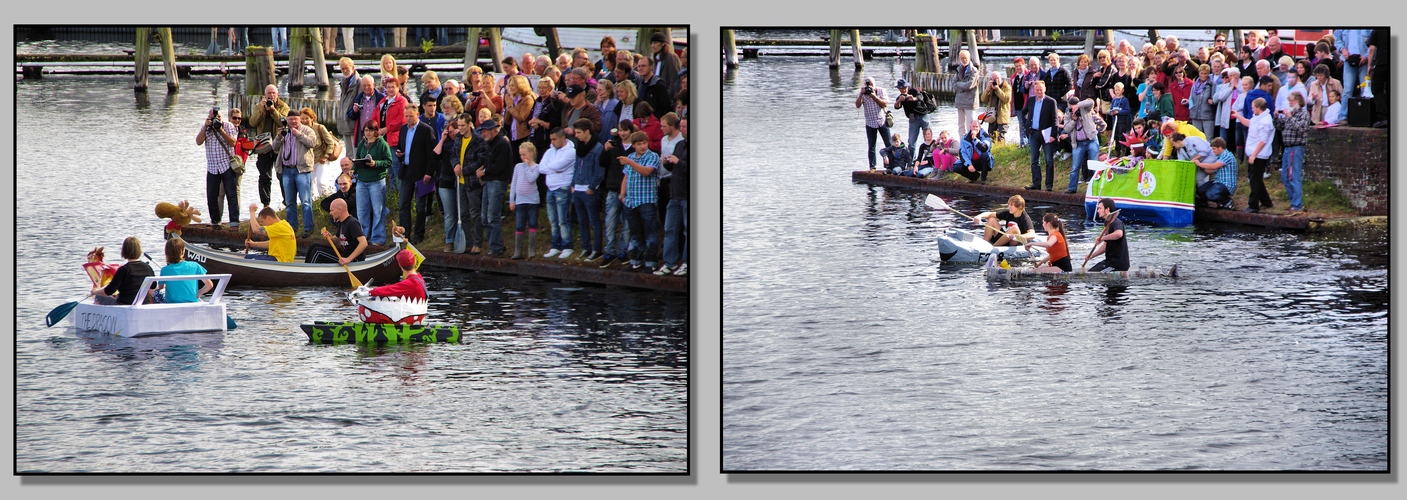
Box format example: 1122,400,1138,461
351,238,427,324
377,77,408,186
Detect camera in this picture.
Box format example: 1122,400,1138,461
265,98,274,107
863,86,874,95
279,117,288,127
472,91,483,97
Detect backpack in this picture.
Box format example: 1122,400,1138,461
911,90,939,115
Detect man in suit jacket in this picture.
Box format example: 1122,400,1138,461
1023,80,1059,190
397,101,437,244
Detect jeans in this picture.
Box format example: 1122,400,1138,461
906,114,929,156
438,186,459,244
662,199,687,266
571,190,603,254
271,27,287,53
1068,138,1100,191
388,153,402,194
436,28,449,47
1017,109,1031,147
1281,145,1304,210
603,192,631,257
865,125,893,169
341,28,355,54
1196,181,1232,207
624,202,658,265
280,168,313,233
900,166,934,177
356,178,387,244
513,203,539,232
398,177,430,239
414,27,433,44
369,28,386,48
459,184,483,250
205,168,239,225
1028,136,1055,188
481,180,507,254
544,187,573,250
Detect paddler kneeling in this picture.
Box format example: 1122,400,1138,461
975,194,1036,246
1023,213,1071,273
347,227,427,324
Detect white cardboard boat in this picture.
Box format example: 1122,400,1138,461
936,228,1046,263
71,274,232,337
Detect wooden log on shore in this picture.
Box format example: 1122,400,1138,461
724,29,739,69
134,27,150,91
463,27,481,83
158,28,178,91
486,28,503,73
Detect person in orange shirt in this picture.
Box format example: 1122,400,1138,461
1025,213,1071,273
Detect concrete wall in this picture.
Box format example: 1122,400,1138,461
1302,126,1389,216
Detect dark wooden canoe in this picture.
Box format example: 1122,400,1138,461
181,239,402,288
300,321,461,344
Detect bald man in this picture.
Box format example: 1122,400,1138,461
304,198,369,265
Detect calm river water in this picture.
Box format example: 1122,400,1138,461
15,71,687,472
722,54,1387,470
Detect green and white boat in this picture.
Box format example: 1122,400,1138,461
1084,158,1197,227
300,321,461,344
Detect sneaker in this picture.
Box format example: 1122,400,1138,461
630,260,642,270
1263,172,1271,179
543,248,560,258
673,263,687,276
584,251,600,262
653,265,674,276
598,255,617,268
559,248,574,260
645,261,656,271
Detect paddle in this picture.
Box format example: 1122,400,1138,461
45,292,95,327
1082,209,1122,271
324,234,364,289
925,194,1026,245
144,252,237,330
454,177,467,254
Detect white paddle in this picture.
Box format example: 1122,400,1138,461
925,194,1024,244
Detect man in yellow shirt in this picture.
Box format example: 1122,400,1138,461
245,204,297,262
1157,119,1206,160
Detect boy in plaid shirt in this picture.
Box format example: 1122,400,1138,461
617,131,660,271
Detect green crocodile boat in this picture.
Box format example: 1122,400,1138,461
300,321,461,344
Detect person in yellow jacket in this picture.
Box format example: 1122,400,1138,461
981,71,1012,143
1157,119,1206,160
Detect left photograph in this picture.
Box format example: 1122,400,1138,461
16,25,690,473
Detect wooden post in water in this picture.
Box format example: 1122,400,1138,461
464,27,482,82
309,27,329,90
157,27,179,92
948,29,961,67
725,29,739,69
246,46,276,97
850,29,863,69
916,34,939,73
486,28,504,73
1084,29,1096,59
828,29,841,69
134,27,151,91
288,28,307,91
543,27,562,60
661,28,675,54
1147,29,1160,45
1230,29,1242,53
965,29,980,70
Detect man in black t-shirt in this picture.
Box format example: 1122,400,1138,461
1086,198,1129,272
976,195,1036,246
305,198,369,264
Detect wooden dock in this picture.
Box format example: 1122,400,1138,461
732,40,1092,60
15,54,494,78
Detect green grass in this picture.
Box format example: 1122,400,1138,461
934,142,1360,218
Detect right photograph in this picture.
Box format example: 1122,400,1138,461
722,28,1388,471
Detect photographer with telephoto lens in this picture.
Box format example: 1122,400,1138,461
855,76,892,171
196,105,241,228
248,84,290,209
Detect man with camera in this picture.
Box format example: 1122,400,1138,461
271,111,319,236
855,75,892,171
893,78,931,157
982,71,1012,144
196,106,241,229
1059,97,1106,193
249,84,291,210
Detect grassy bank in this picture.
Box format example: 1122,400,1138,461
928,143,1359,218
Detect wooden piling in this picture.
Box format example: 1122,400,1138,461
288,28,307,91
660,28,675,54
948,29,961,67
850,29,863,69
157,27,178,91
308,27,329,90
1083,29,1096,59
134,27,151,91
965,29,980,70
22,65,42,79
486,28,503,73
464,27,482,82
1231,29,1242,53
915,34,939,73
725,29,739,69
828,29,841,69
246,46,276,97
543,27,562,60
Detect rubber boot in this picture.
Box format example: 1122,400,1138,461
511,232,524,260
527,229,538,260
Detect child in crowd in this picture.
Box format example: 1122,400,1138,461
508,142,541,260
1320,90,1342,126
617,131,660,271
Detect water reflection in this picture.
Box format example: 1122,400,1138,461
73,330,225,365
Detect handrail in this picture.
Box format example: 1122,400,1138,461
133,274,233,305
